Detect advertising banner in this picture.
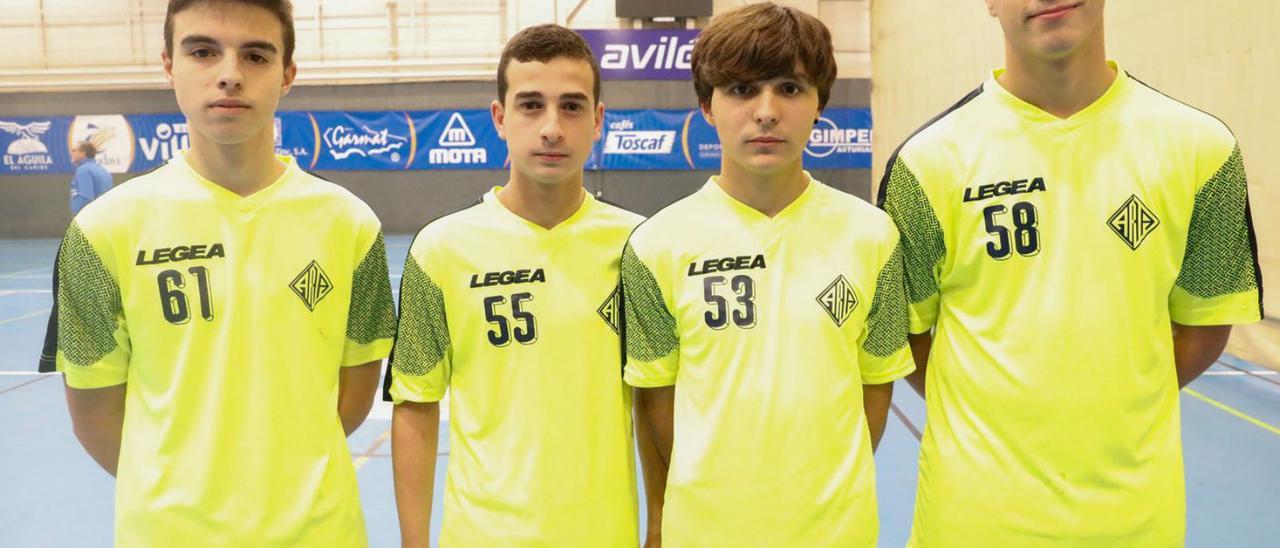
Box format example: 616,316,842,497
0,108,871,175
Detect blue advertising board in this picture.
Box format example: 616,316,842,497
0,108,871,175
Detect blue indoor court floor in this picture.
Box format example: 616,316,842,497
2,236,1278,547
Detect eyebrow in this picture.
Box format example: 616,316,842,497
512,91,591,102
179,35,279,53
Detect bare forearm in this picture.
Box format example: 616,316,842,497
905,333,932,397
635,386,674,547
1173,323,1232,388
338,361,382,436
862,382,894,451
392,401,440,548
65,382,126,476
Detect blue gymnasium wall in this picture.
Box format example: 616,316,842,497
0,79,871,237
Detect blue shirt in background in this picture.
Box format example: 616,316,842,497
70,158,113,215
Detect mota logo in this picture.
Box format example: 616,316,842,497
290,260,333,311
816,275,858,327
1108,195,1160,250
439,112,477,147
429,112,487,165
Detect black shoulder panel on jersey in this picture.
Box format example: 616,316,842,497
875,85,984,208
380,199,486,402
1129,76,1262,317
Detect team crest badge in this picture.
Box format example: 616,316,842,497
290,260,333,311
816,275,858,327
1107,195,1160,250
598,285,622,334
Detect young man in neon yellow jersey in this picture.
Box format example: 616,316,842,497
879,1,1263,545
40,0,395,545
384,24,642,547
623,3,915,546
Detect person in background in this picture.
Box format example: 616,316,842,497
69,141,113,215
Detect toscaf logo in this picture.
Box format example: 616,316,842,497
69,115,134,173
428,112,486,165
604,118,674,155
806,117,872,158
139,122,190,162
0,120,55,172
324,124,408,162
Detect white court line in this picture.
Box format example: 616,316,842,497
0,371,58,376
1204,370,1278,376
0,308,50,326
0,266,51,278
0,290,52,297
0,275,49,280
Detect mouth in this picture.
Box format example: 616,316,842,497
1027,2,1082,20
534,151,569,161
747,136,786,145
208,99,250,112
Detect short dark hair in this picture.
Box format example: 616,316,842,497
164,0,296,67
497,24,601,105
76,141,97,159
692,2,837,110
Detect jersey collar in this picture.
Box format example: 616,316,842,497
701,171,820,226
176,152,299,212
987,60,1131,134
483,185,596,234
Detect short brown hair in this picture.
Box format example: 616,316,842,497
692,2,837,109
497,24,601,105
76,141,97,159
164,0,296,67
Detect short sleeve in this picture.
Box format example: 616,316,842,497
857,235,916,385
621,241,680,388
878,156,946,334
55,221,131,389
342,229,397,366
1169,145,1264,324
385,245,452,404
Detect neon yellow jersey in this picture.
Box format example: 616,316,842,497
879,63,1263,547
386,188,642,547
621,176,914,547
50,154,396,547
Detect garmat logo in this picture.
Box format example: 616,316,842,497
70,115,134,173
429,112,486,165
806,117,872,158
0,120,56,172
324,124,408,162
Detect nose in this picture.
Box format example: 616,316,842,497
754,89,779,126
540,107,564,144
216,55,243,91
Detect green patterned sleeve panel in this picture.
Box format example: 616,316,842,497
387,254,452,403
343,231,397,365
859,241,916,384
1170,146,1265,324
879,156,946,333
620,241,680,387
57,222,131,388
